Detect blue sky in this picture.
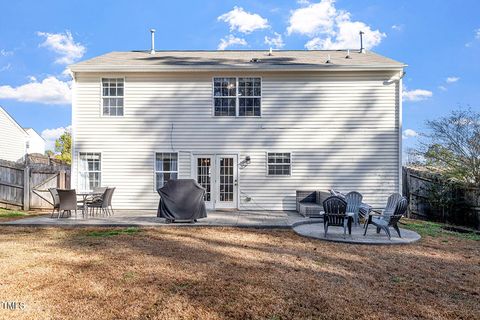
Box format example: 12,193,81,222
0,0,479,152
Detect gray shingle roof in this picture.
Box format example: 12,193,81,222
69,50,405,72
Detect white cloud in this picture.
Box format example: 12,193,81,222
0,63,11,72
218,7,269,34
391,24,403,31
438,85,447,91
288,0,385,50
264,32,285,49
37,31,85,64
402,129,418,139
402,88,433,102
41,125,71,151
0,76,71,105
466,28,480,47
0,49,13,57
446,76,459,83
218,35,248,50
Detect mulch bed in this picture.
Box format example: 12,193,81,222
0,227,478,319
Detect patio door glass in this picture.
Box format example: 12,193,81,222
215,155,237,209
195,156,213,209
193,154,238,209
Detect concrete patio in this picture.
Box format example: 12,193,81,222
292,220,421,245
4,209,307,228
4,210,421,244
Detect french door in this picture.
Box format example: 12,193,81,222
193,154,238,210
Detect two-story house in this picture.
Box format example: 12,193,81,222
69,49,405,211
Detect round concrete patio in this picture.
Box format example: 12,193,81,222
292,220,421,245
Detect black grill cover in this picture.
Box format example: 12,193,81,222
157,179,207,221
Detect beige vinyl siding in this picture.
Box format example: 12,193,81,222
72,71,400,210
0,109,27,162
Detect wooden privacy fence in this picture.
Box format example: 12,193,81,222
0,159,70,211
403,166,480,230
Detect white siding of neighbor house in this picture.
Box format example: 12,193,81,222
25,128,46,155
72,71,401,210
0,107,27,162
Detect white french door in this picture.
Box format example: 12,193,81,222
193,154,238,210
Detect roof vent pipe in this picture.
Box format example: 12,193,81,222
359,31,365,53
150,29,156,54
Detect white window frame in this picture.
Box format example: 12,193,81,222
154,151,179,191
266,152,292,177
212,76,262,117
100,77,125,117
78,152,102,191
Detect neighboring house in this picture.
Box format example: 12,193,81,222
0,107,46,162
24,128,46,155
69,49,406,211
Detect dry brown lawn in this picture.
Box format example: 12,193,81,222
0,226,478,320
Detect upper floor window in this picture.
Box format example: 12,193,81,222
213,77,261,117
102,78,124,116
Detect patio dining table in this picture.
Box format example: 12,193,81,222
77,191,103,217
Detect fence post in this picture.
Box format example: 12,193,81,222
23,166,30,211
59,170,66,189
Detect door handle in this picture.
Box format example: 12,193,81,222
234,179,238,186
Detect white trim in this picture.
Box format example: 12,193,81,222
265,151,292,177
100,76,126,117
398,78,403,193
153,151,179,192
212,76,262,118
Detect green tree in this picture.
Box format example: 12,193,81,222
54,130,72,164
417,108,480,186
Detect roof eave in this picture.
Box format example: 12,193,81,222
69,64,406,73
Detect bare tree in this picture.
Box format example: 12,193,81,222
418,108,480,186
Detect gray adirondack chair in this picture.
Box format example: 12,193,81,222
345,191,363,225
363,193,403,229
364,197,408,239
322,196,350,237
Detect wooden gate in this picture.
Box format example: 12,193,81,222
0,159,70,210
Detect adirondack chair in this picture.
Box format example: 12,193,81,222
363,193,403,229
345,191,363,225
364,197,408,239
322,196,350,237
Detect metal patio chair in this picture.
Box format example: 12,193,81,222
364,197,408,239
48,187,60,218
57,189,79,219
87,187,115,216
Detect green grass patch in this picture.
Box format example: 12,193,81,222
85,227,140,238
0,208,27,219
401,219,480,241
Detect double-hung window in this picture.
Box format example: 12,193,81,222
102,78,124,116
267,152,291,176
155,152,178,190
213,77,261,117
79,152,101,190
